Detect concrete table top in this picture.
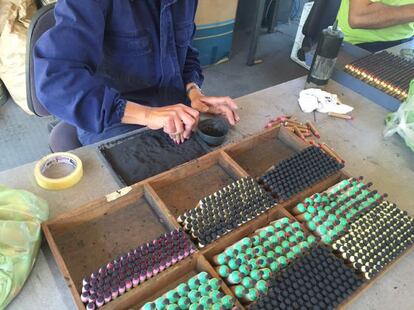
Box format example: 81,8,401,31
1,76,413,310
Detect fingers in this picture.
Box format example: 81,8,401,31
201,96,239,110
172,112,185,143
179,104,201,120
221,105,238,126
191,99,209,113
198,101,240,126
163,106,198,143
176,109,197,140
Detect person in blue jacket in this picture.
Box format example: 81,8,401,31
34,0,239,145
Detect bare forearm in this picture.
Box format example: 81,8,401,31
186,82,203,101
121,101,151,125
349,0,414,29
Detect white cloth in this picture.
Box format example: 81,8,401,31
298,89,354,114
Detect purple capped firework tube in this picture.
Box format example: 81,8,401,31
80,229,196,307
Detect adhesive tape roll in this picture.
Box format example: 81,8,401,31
34,152,83,190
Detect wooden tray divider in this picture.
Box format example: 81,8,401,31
42,223,85,309
143,184,180,230
218,150,250,178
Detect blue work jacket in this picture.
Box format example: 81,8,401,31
34,0,204,144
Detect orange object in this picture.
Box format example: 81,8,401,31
321,143,345,164
306,121,320,138
319,143,344,164
328,112,353,120
293,126,305,140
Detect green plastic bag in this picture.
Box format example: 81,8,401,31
0,185,49,309
384,80,414,152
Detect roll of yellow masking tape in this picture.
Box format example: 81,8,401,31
34,152,83,190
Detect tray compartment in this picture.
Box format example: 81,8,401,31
99,129,210,186
130,253,243,309
43,185,180,309
149,152,247,219
224,127,308,178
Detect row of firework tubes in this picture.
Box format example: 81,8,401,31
344,51,411,102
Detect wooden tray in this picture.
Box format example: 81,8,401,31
43,126,412,310
42,185,178,310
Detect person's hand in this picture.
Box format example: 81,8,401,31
188,88,240,125
144,104,200,143
122,102,199,144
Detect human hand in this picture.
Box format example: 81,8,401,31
144,104,200,144
190,92,240,126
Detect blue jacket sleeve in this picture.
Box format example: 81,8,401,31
182,2,204,87
33,0,126,134
182,27,204,87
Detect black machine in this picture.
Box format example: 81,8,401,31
306,21,344,88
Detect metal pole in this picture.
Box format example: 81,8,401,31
247,0,266,66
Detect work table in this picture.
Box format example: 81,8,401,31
1,76,413,309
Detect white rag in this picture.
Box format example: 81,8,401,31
298,89,354,114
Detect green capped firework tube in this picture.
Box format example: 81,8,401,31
255,280,268,294
231,285,249,298
187,290,201,303
198,296,213,307
240,288,260,303
142,302,156,310
177,296,191,309
226,271,242,285
241,276,257,289
220,295,236,309
215,265,230,278
155,297,170,310
165,290,180,303
176,283,190,297
209,290,224,303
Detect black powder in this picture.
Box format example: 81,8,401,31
100,130,210,185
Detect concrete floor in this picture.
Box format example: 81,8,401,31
0,24,306,172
